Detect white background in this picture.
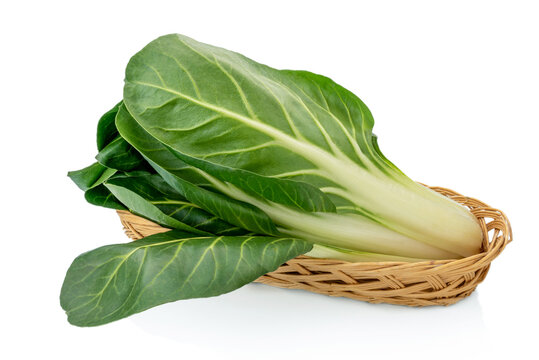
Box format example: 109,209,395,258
1,1,537,359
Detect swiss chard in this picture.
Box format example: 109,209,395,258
122,34,481,258
63,33,483,327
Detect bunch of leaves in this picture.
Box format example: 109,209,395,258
63,34,482,327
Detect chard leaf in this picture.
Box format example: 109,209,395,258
68,162,116,191
104,181,210,235
122,34,380,196
97,101,122,151
107,174,248,235
116,105,279,235
163,144,336,212
60,231,312,326
281,70,404,177
123,35,362,213
84,184,126,210
96,136,144,171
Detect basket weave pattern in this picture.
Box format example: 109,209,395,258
117,186,511,306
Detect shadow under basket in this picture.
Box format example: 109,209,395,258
117,186,512,307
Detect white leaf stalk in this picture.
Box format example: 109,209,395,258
306,244,430,263
197,159,482,261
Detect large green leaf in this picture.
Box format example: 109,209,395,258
123,35,346,213
60,230,312,326
96,136,144,171
280,69,405,179
84,184,126,210
121,34,388,219
163,144,336,212
107,173,248,235
96,101,122,151
68,162,116,191
123,34,381,179
104,180,210,235
116,105,279,235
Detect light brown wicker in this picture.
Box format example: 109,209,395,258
117,186,511,306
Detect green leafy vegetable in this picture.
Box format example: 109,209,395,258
61,231,311,326
122,34,482,258
63,33,484,327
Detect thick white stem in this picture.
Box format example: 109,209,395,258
197,160,482,259
207,176,462,259
318,158,483,257
270,137,483,257
306,244,431,263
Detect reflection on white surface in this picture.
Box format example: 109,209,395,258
130,282,486,355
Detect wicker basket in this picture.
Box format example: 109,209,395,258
117,186,511,306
